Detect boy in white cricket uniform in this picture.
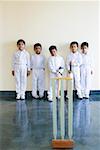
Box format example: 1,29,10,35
31,43,45,99
66,41,82,99
12,39,30,100
48,45,65,101
80,42,93,99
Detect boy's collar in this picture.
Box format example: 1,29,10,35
71,51,78,54
35,53,41,55
18,49,25,51
51,54,58,57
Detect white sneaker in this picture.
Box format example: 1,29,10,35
16,94,20,100
48,96,53,102
35,95,39,99
39,95,44,98
48,98,53,102
85,94,89,99
33,95,39,99
48,92,53,101
82,93,85,98
21,95,25,99
78,94,83,99
58,95,61,99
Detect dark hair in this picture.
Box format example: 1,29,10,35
34,43,42,49
17,39,25,45
81,42,89,48
49,45,57,53
70,41,78,47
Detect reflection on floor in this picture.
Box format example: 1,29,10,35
0,95,100,150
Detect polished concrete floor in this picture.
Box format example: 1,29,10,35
0,95,100,150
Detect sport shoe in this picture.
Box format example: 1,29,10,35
21,95,25,100
16,94,20,100
84,94,89,99
47,94,53,102
82,93,85,98
36,95,39,98
32,95,39,99
58,95,61,99
78,94,83,100
48,98,53,102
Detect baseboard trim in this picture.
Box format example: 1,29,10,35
90,90,100,95
0,90,100,99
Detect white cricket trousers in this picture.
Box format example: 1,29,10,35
15,65,27,96
32,69,45,97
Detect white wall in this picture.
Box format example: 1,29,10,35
0,1,100,91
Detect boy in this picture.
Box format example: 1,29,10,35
48,45,65,101
31,43,45,99
66,41,82,99
12,39,30,100
80,42,93,99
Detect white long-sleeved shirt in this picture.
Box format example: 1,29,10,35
48,55,65,74
81,53,92,69
31,54,45,70
12,49,30,71
66,51,82,71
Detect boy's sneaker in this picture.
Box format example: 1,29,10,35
82,93,85,98
16,94,20,100
39,95,44,99
84,94,89,99
47,93,53,102
21,95,25,100
48,97,53,102
58,95,61,99
78,94,83,100
32,95,39,99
